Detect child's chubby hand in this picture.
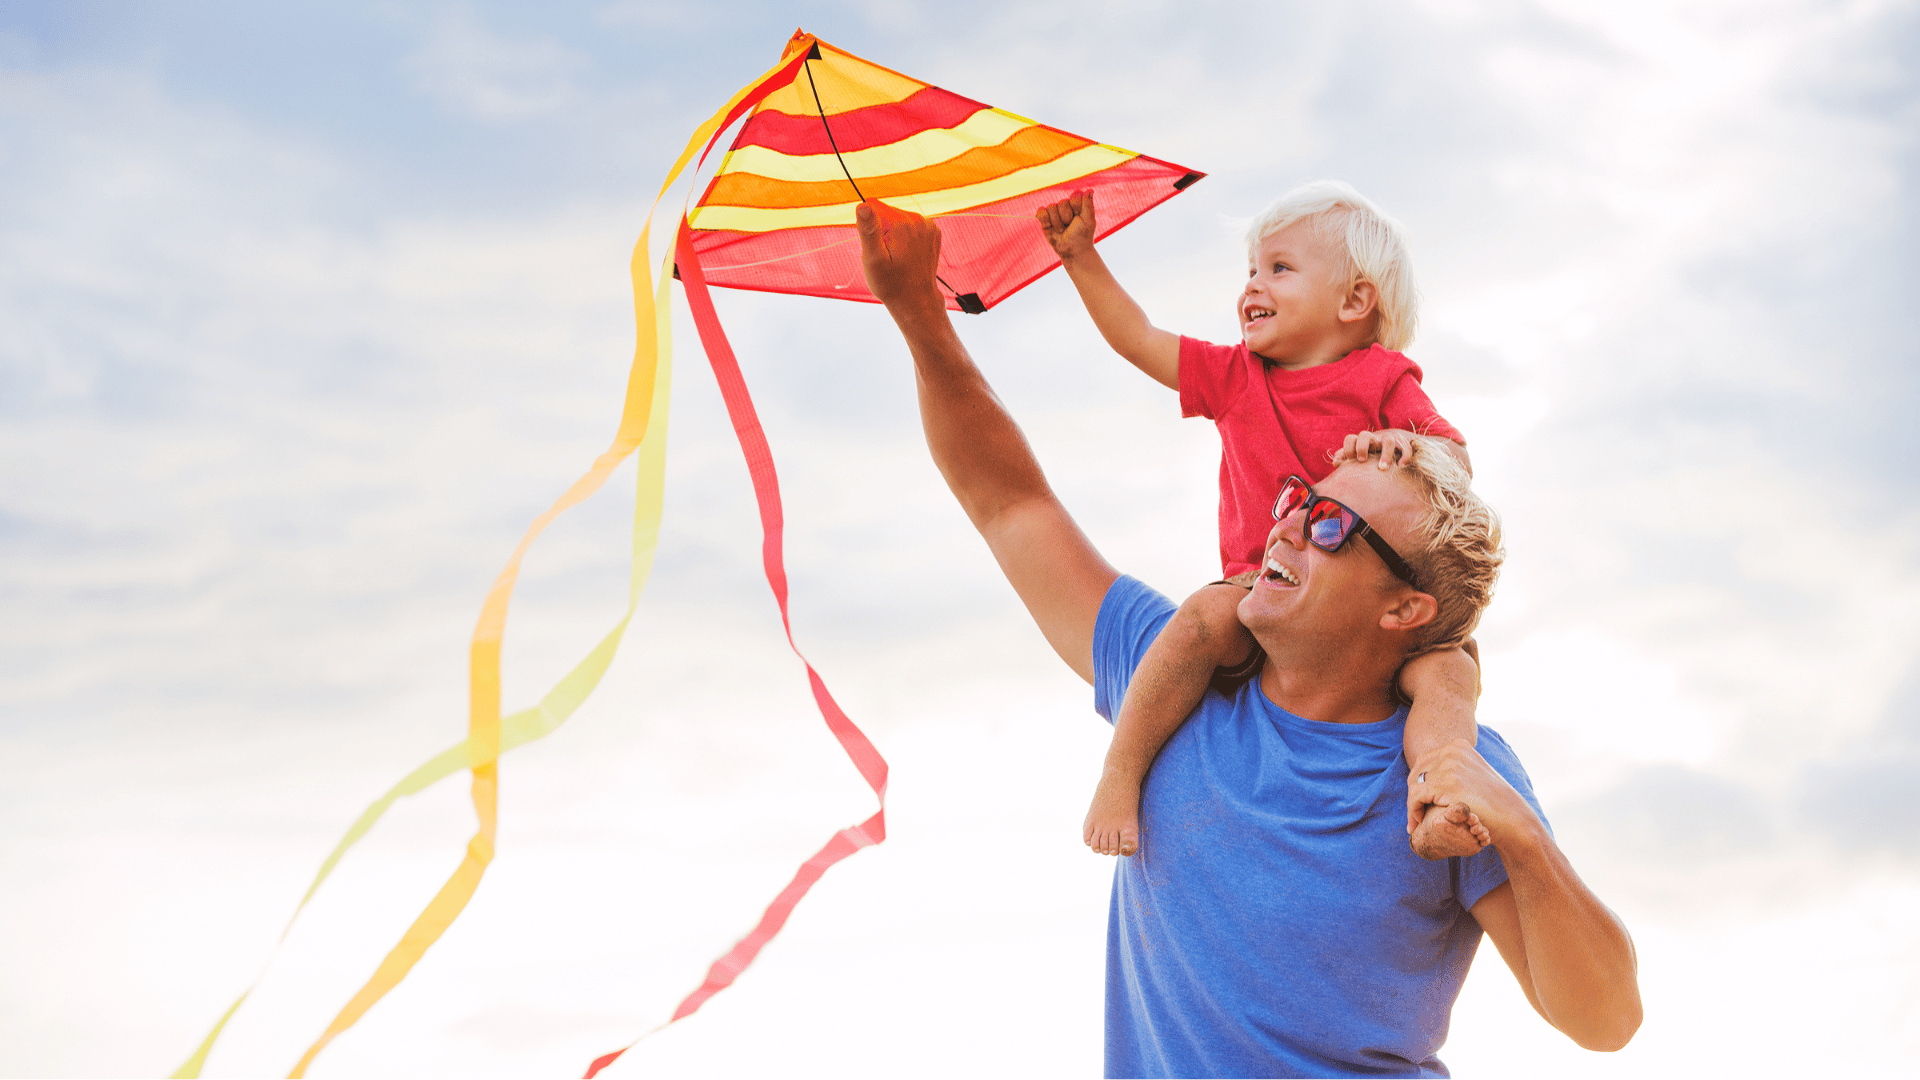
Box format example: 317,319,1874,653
1336,428,1419,470
1035,189,1097,261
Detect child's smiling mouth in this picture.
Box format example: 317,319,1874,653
1243,305,1274,328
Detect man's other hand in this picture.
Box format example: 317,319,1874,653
857,200,945,312
1408,739,1546,851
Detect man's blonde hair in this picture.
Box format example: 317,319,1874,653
1246,180,1419,352
1398,435,1503,654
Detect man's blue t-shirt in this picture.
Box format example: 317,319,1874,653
1094,576,1547,1079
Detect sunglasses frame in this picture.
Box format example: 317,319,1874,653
1271,475,1420,588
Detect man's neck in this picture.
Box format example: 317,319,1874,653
1255,637,1405,726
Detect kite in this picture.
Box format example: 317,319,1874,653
172,29,1201,1079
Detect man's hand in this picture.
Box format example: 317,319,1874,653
857,200,945,313
1036,189,1097,262
1407,738,1542,851
1336,428,1420,470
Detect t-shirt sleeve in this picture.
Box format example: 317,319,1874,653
1379,359,1465,444
1092,575,1179,726
1450,727,1552,910
1177,336,1241,421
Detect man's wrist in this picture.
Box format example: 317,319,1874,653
881,285,951,325
1487,811,1553,864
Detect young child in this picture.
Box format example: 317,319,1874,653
1036,180,1487,860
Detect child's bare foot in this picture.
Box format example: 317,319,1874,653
1409,801,1491,860
1083,772,1141,856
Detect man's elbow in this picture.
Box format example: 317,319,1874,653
1567,999,1643,1053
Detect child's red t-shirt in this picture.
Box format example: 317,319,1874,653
1178,337,1464,577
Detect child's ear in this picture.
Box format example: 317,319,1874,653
1379,590,1437,633
1339,279,1379,325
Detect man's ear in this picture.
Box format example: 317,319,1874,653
1338,279,1379,325
1379,589,1437,633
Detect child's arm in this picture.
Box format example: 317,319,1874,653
1086,581,1254,856
1401,644,1487,859
1036,191,1181,391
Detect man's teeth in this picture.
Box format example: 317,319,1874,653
1265,558,1299,585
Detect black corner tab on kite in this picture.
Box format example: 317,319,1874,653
956,293,987,314
807,42,823,60
671,263,682,281
1174,171,1203,191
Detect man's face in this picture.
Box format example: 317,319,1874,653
1239,462,1426,645
1239,219,1355,362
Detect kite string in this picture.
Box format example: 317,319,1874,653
803,56,865,202
804,50,962,301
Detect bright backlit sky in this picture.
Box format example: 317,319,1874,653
3,1,1918,1077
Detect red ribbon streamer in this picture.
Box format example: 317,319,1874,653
582,218,890,1080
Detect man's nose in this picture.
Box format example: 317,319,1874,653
1265,513,1306,554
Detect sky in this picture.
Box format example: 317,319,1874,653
2,0,1917,1076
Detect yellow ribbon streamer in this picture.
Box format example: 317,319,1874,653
173,35,821,1080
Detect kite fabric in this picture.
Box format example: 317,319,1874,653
687,33,1204,312
173,28,1201,1079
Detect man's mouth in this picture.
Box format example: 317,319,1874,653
1263,557,1299,586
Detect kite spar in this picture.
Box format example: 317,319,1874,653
172,29,1201,1079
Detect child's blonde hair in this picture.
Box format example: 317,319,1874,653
1245,180,1420,352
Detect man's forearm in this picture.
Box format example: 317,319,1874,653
881,289,1055,530
1499,826,1643,1051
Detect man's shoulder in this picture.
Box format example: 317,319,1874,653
1470,725,1548,827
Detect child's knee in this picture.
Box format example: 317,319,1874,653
1171,582,1254,652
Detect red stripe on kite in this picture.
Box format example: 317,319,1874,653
734,85,989,156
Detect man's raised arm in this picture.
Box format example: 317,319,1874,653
858,201,1119,684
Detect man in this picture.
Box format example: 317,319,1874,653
855,200,1642,1078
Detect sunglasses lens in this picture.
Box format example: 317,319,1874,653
1306,501,1353,550
1273,478,1308,520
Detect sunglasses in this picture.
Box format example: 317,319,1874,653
1271,475,1419,588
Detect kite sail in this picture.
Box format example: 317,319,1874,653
687,35,1201,312
173,29,1200,1080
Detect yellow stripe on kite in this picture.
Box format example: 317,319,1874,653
721,107,1033,183
688,143,1135,232
755,44,924,117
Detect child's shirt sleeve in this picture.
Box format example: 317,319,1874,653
1379,356,1465,444
1177,337,1246,421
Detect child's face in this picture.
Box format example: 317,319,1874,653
1239,220,1355,362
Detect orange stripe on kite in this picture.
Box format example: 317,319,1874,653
704,124,1092,209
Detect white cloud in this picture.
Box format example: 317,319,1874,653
402,13,586,123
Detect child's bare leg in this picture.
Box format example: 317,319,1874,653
1400,645,1487,860
1087,582,1255,856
